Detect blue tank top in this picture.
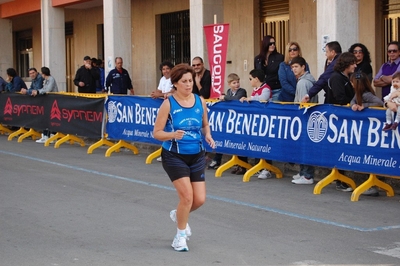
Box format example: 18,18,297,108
162,94,204,154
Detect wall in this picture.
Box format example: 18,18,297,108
11,12,42,78
131,0,188,95
222,0,258,94
65,6,103,81
289,0,317,77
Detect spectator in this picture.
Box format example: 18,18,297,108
191,56,211,99
302,41,342,103
150,61,174,99
105,57,134,95
254,35,284,101
5,68,27,92
21,67,43,95
0,76,7,92
327,52,357,191
290,56,316,184
348,43,373,82
373,41,400,100
349,71,383,197
327,52,357,105
96,59,105,93
383,71,400,131
278,41,309,102
208,73,248,174
153,63,215,252
350,71,383,112
151,61,175,162
35,67,59,144
74,56,100,93
240,69,272,179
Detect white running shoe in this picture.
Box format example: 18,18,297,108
156,156,162,162
258,169,272,179
292,173,301,180
291,176,314,185
171,234,189,251
170,209,191,237
36,135,49,143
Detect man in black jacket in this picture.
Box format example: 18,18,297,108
73,56,100,93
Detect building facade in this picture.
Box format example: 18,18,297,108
0,0,398,99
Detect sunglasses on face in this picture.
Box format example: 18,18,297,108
268,42,276,46
289,47,298,52
192,63,202,67
353,49,363,54
388,49,399,54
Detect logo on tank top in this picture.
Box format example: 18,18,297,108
307,111,328,143
173,108,183,114
195,108,201,114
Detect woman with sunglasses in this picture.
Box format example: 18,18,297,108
254,35,284,101
278,42,309,102
348,43,372,83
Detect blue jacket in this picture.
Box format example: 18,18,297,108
308,54,340,101
105,68,133,94
278,62,310,102
7,76,27,92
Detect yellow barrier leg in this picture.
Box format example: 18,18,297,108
313,167,356,195
105,140,139,157
351,174,395,201
17,128,41,142
215,155,253,178
87,138,115,154
0,125,12,135
242,159,283,182
7,127,28,141
146,147,162,164
44,133,65,147
54,134,85,148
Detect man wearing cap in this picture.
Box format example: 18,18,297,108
105,57,134,95
73,56,100,93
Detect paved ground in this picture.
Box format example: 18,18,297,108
1,134,400,265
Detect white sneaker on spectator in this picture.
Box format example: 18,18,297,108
292,173,301,180
258,169,272,179
292,176,314,185
36,135,48,143
156,156,162,162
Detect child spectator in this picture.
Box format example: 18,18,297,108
240,69,272,179
208,73,248,174
290,57,316,184
383,71,400,131
350,71,383,112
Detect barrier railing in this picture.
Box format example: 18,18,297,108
1,92,399,201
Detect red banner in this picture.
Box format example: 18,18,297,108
204,23,230,99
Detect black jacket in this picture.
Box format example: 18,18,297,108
254,52,284,90
327,71,355,105
74,66,100,93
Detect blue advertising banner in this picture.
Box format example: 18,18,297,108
105,96,400,176
105,96,163,145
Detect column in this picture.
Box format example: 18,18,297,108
0,19,13,78
316,0,359,75
103,0,132,77
189,0,223,65
41,0,67,92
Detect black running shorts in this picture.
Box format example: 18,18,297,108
161,148,206,182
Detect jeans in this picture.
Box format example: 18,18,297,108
300,164,314,179
271,89,281,101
